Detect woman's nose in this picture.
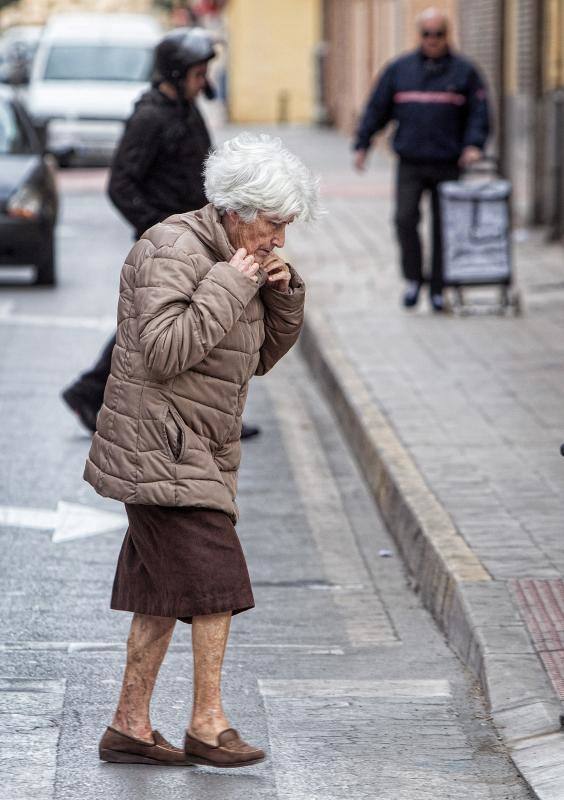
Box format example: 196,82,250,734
272,231,285,248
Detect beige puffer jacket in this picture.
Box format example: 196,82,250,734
84,203,305,520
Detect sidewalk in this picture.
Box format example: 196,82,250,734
265,125,564,800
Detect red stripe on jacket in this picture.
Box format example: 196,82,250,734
394,91,467,106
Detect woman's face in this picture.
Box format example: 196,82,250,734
225,212,292,264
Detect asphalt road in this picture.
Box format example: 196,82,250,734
0,169,532,799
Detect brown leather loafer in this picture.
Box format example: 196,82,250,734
184,728,266,768
99,726,191,766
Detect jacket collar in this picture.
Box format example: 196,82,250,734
180,203,235,264
417,47,452,64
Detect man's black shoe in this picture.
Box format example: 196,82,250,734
61,387,99,433
402,281,421,309
241,422,261,440
430,293,445,313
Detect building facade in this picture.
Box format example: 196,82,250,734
459,0,563,233
533,0,564,236
322,0,458,134
323,0,564,233
226,0,321,124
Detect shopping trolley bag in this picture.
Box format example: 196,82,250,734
439,173,512,286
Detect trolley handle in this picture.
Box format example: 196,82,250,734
463,155,501,176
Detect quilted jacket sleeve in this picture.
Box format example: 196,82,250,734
108,107,164,235
255,265,305,376
135,253,258,381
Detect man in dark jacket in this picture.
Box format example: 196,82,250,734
107,38,211,239
354,8,490,311
62,29,259,437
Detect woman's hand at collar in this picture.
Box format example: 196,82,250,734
229,248,261,283
261,253,292,293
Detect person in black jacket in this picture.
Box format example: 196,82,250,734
354,8,490,311
62,28,261,438
107,32,212,239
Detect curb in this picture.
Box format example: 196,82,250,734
300,308,564,800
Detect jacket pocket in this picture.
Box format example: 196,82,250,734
162,406,185,463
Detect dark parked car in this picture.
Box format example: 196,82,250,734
0,83,58,285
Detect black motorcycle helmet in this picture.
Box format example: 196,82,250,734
154,27,217,99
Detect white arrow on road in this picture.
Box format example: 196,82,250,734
0,502,126,543
0,301,115,331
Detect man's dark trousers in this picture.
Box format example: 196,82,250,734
395,159,460,294
71,335,116,410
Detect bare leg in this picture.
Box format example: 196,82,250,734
188,611,232,745
111,612,176,742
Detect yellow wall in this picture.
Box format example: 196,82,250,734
227,0,321,123
544,0,564,90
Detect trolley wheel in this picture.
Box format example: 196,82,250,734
499,285,509,313
451,286,465,312
509,287,523,316
498,285,522,316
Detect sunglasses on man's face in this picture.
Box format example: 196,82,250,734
421,29,446,38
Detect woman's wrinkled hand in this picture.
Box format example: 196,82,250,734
229,248,260,283
261,253,291,292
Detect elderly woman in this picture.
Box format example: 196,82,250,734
84,133,318,768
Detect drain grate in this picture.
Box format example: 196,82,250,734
511,578,564,699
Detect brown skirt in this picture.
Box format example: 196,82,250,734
110,505,255,624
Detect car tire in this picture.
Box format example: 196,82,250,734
56,154,72,169
35,237,56,286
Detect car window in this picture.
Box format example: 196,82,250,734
0,98,32,154
43,45,153,82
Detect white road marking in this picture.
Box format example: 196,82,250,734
52,501,126,543
0,506,57,530
0,501,126,543
259,679,451,698
0,678,66,800
0,306,115,331
258,679,507,800
0,301,15,316
267,373,399,647
0,641,345,655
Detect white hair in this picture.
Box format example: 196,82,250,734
204,133,320,223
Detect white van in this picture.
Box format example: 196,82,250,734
26,13,161,164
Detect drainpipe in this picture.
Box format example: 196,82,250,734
532,0,545,225
497,0,507,178
549,89,564,240
548,1,564,240
313,40,330,125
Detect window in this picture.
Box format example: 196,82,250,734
43,45,154,82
